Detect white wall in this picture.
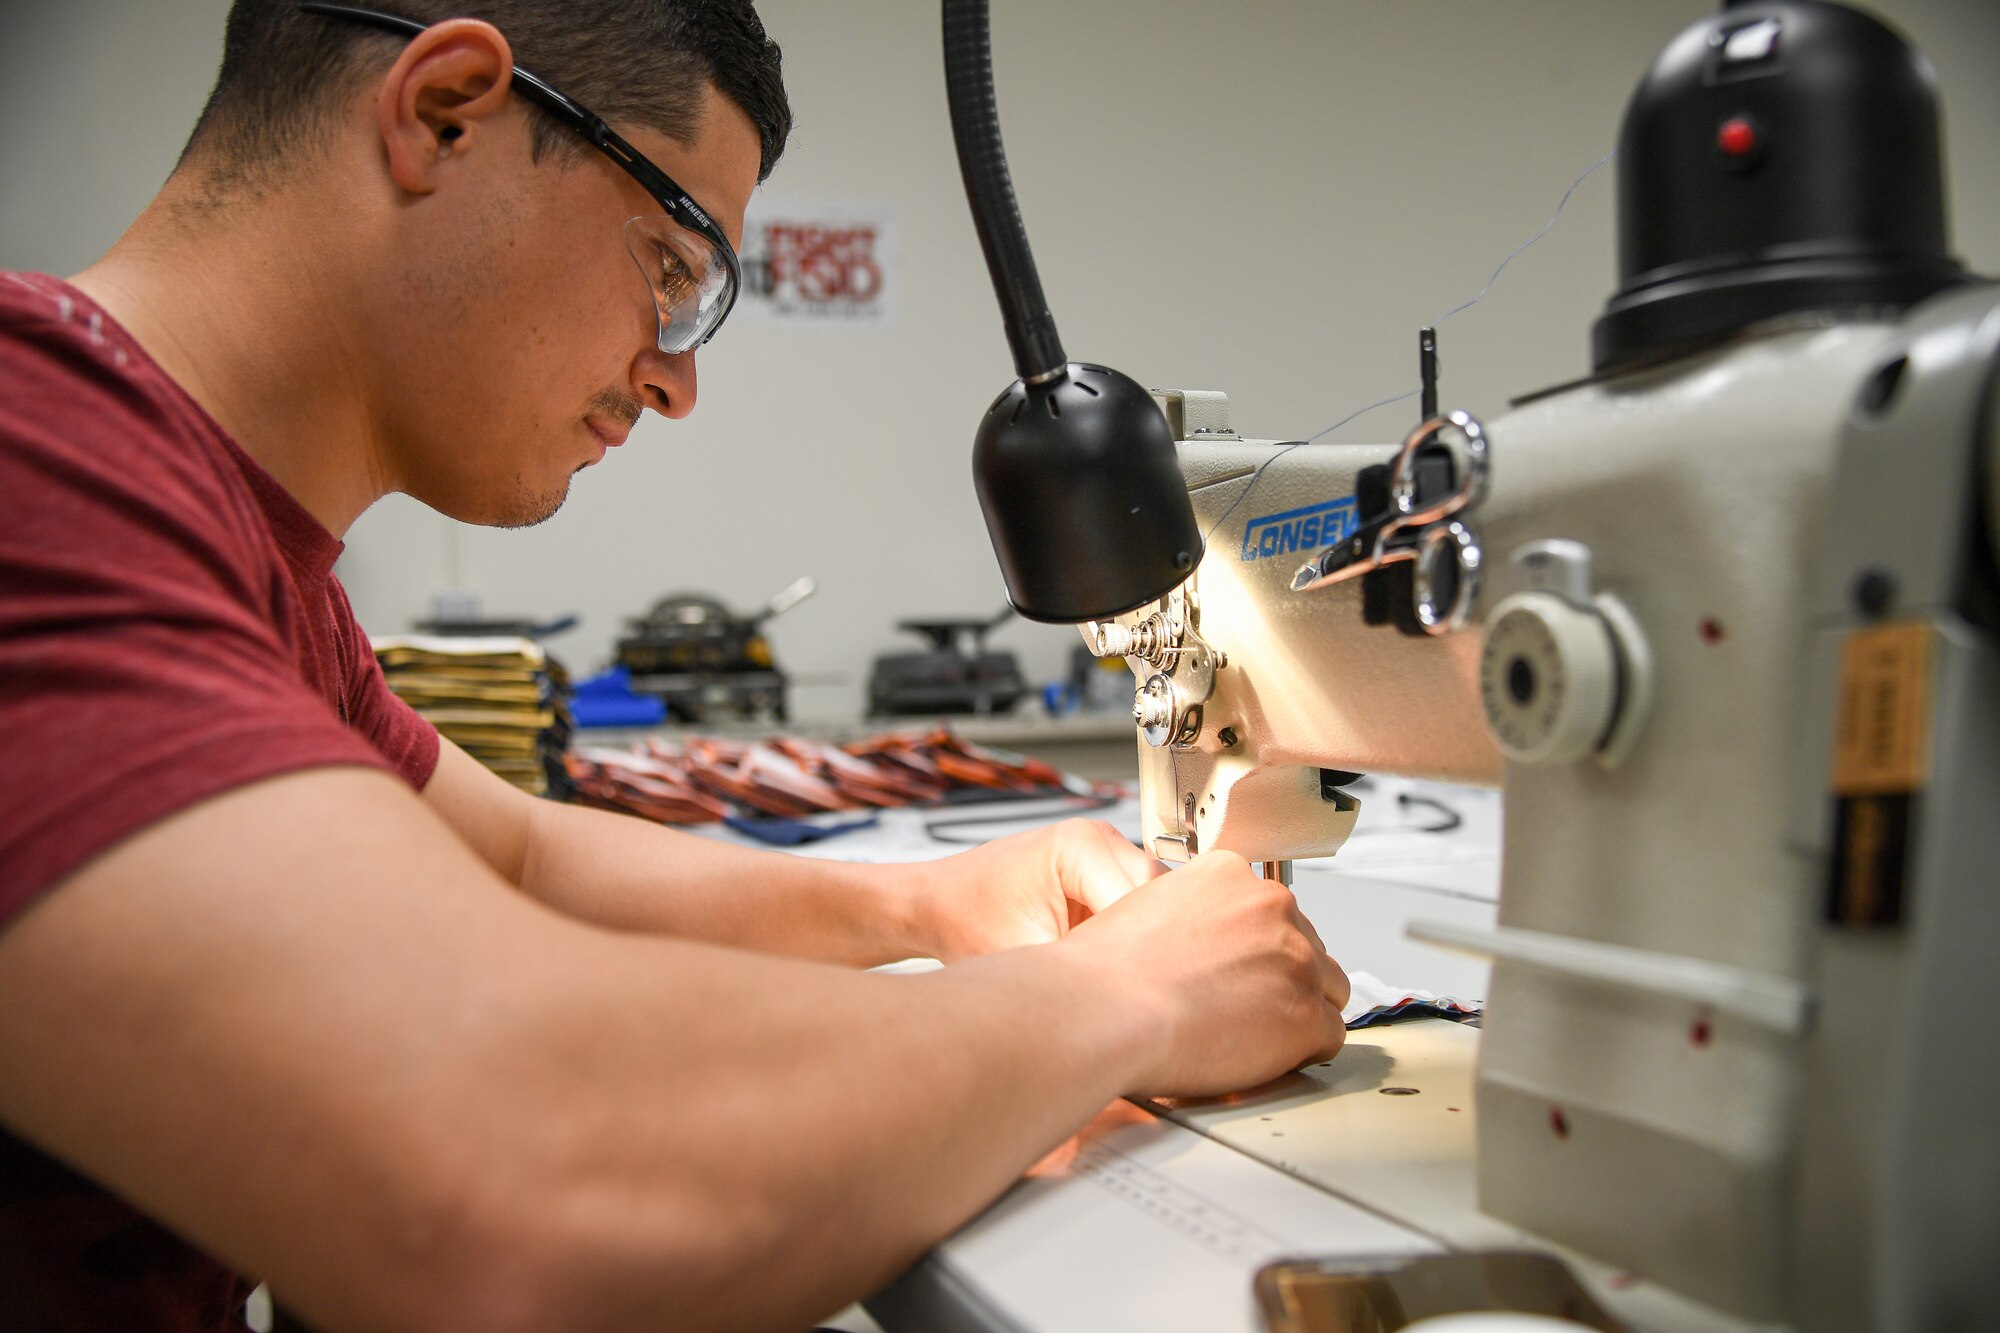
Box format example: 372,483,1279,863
6,1,1997,720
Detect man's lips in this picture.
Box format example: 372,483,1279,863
585,416,632,449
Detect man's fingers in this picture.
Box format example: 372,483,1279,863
1291,906,1328,958
1314,999,1351,1064
1091,819,1165,887
1062,820,1160,915
1318,950,1352,1014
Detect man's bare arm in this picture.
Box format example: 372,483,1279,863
423,737,1156,964
0,765,1343,1333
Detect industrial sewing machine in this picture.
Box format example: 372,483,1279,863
936,1,1998,1329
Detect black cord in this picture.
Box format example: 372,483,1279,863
922,790,1124,846
1338,790,1466,837
920,786,1458,847
1397,792,1463,834
1363,791,1461,835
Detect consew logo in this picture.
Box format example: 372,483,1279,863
1240,497,1358,562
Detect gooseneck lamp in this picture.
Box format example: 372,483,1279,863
942,0,1204,624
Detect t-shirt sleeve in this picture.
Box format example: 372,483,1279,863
327,576,440,791
0,309,410,924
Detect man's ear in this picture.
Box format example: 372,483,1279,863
375,18,518,196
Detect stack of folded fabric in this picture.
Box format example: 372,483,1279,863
373,634,572,796
565,727,1081,826
564,745,732,824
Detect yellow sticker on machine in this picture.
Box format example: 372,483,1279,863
1831,620,1934,797
1826,620,1936,928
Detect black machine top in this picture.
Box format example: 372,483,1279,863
1592,0,1967,372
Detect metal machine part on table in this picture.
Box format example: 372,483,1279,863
411,591,582,642
1254,1252,1623,1333
866,608,1028,717
411,613,580,640
613,575,814,722
929,1,1998,1330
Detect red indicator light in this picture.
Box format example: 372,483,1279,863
1717,117,1758,157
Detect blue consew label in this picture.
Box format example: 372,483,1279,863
1240,497,1358,562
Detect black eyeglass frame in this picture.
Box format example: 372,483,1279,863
298,0,742,349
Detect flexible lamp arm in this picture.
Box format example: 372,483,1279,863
942,0,1067,382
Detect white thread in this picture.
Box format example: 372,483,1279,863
1197,146,1617,550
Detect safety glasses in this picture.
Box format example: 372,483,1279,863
300,2,741,353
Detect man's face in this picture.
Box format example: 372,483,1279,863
378,83,761,528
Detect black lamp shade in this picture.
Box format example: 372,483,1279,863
974,363,1203,624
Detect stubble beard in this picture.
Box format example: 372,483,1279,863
491,387,643,529
492,476,573,529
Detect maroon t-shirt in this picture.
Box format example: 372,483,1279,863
0,272,440,1330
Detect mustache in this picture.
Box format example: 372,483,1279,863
587,388,644,431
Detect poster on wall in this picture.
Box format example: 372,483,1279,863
735,197,897,328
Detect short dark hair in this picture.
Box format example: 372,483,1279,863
184,0,791,192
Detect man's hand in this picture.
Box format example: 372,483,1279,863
1053,850,1352,1098
900,825,1352,1097
906,818,1165,960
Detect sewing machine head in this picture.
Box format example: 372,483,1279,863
951,0,1999,1326
1086,0,1970,875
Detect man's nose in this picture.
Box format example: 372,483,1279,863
634,346,697,420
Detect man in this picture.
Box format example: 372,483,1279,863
0,2,1350,1329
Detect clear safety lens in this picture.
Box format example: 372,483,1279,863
624,213,733,354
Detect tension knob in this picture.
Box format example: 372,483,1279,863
1479,591,1620,764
